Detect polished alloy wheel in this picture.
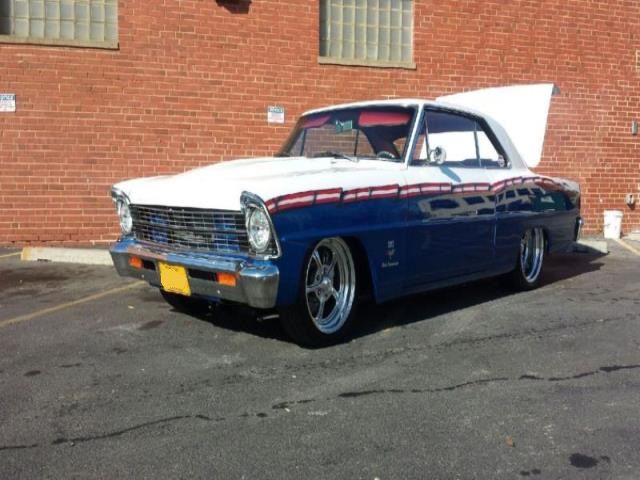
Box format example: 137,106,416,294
520,227,544,284
304,238,356,334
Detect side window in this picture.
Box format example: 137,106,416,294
426,111,478,167
412,129,427,163
412,110,508,168
477,129,505,168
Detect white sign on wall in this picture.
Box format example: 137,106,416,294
267,105,285,124
0,94,16,113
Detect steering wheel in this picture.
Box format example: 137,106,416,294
376,150,397,160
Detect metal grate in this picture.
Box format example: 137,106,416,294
130,204,249,254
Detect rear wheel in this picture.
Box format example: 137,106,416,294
509,227,545,290
279,237,358,347
160,290,211,315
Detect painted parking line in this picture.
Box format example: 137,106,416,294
0,252,20,259
615,239,640,256
0,282,145,330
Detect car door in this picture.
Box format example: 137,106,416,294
404,108,496,288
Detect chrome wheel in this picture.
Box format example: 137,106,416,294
520,227,544,284
304,238,356,335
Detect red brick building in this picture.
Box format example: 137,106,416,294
1,0,638,246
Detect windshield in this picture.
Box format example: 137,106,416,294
278,105,418,162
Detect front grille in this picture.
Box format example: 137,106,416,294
130,204,249,254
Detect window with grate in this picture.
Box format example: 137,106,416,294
319,0,413,68
0,0,118,48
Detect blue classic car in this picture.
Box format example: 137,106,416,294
110,84,581,346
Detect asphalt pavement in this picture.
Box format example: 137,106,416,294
0,243,639,479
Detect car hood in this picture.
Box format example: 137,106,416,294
113,156,404,211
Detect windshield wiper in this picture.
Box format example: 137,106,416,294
311,151,359,163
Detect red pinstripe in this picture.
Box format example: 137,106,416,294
265,177,562,214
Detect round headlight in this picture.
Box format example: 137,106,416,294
247,207,272,252
117,198,133,235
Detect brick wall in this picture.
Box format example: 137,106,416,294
1,0,638,245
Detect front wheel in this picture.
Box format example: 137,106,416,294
279,237,358,347
508,227,545,290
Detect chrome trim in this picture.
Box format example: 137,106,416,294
575,217,584,241
241,191,282,259
404,103,424,167
110,243,279,309
111,186,129,203
111,187,133,236
520,227,544,283
239,264,281,309
129,204,249,254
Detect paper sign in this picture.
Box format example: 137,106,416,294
0,94,16,113
267,105,285,124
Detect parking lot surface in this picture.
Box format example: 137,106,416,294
1,244,639,479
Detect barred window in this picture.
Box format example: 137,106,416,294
319,0,413,68
0,0,118,48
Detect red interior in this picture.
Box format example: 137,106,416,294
302,114,331,129
359,111,411,127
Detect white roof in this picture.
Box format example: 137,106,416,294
303,84,556,170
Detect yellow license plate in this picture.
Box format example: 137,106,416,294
158,262,191,296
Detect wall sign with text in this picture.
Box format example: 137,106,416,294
267,105,285,124
0,94,16,113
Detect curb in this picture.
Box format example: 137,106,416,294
21,247,112,266
16,238,631,265
615,238,640,256
573,239,608,255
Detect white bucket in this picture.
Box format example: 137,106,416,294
603,210,623,239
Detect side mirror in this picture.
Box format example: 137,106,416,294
429,146,447,165
497,154,510,168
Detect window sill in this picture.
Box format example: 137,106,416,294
0,35,119,50
318,56,416,70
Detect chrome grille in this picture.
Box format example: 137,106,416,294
130,204,249,253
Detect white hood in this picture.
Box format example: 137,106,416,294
438,83,556,168
114,157,404,211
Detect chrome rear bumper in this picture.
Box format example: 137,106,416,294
110,240,279,309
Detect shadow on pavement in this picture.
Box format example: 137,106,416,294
352,252,605,340
162,251,606,346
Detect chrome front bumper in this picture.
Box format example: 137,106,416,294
110,240,279,309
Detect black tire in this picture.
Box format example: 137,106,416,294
160,290,211,315
508,227,546,290
279,237,359,347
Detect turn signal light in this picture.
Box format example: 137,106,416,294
129,256,143,269
217,272,237,287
